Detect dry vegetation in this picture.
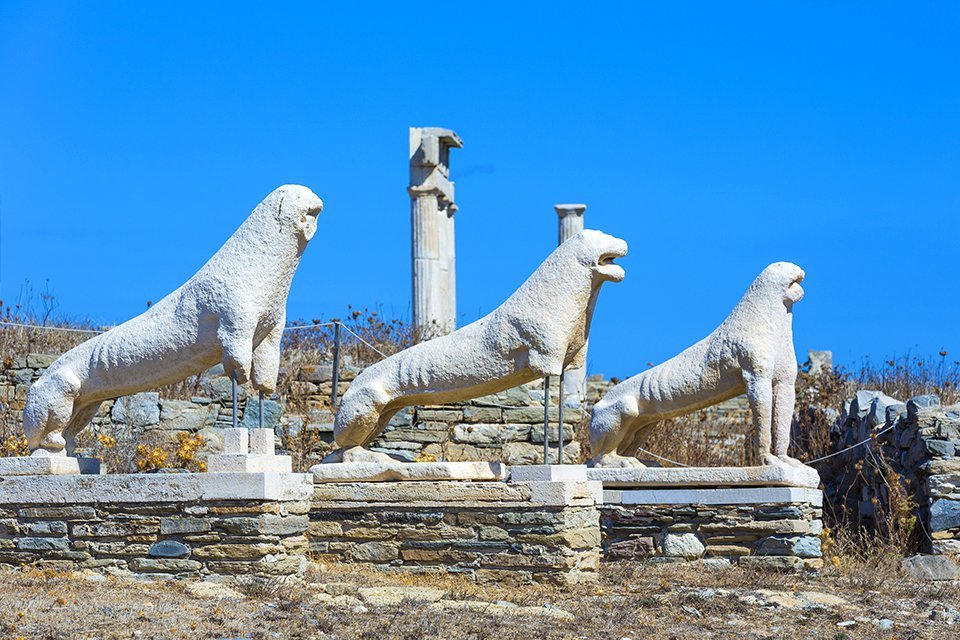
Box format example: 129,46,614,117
0,558,956,640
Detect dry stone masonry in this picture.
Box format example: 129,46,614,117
309,471,602,585
0,472,312,580
823,391,960,574
601,487,823,569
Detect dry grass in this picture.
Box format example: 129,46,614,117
0,559,956,640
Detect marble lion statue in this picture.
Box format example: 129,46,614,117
25,185,322,456
589,261,805,469
330,229,628,461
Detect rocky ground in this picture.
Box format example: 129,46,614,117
0,559,957,639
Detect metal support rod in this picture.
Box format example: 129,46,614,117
231,372,238,429
542,376,551,464
331,321,342,409
558,370,565,464
258,391,264,430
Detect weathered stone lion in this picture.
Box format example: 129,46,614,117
25,185,322,455
331,229,628,460
589,262,805,469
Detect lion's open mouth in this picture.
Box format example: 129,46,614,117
596,250,626,281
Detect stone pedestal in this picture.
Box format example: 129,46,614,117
0,472,313,580
600,487,824,569
309,476,602,585
207,428,291,473
587,463,820,489
0,454,102,476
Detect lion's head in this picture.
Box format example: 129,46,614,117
758,261,805,305
271,184,323,243
572,229,628,283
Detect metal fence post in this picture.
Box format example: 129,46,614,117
542,376,551,464
331,321,342,409
258,391,264,430
558,370,565,464
231,372,239,429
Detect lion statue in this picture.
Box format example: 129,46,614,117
25,185,322,456
589,261,805,469
329,229,628,462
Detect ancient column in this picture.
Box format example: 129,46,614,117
555,204,588,403
409,127,463,338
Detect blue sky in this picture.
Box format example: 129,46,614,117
1,2,958,379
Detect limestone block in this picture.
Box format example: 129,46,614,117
240,399,283,431
930,498,960,532
206,453,292,474
0,455,80,476
222,428,249,454
332,230,626,451
0,472,313,504
249,429,275,455
659,533,705,559
24,185,322,456
590,262,806,469
311,460,505,483
111,393,161,427
453,423,529,445
530,423,576,444
901,554,960,580
606,487,823,507
157,400,216,432
510,465,588,483
756,535,821,558
26,354,58,369
587,464,820,489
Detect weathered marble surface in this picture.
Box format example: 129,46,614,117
311,459,504,483
333,229,627,455
590,262,805,469
588,464,821,489
25,185,322,456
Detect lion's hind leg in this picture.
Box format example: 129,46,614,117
589,396,646,468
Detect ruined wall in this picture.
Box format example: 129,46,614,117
822,391,960,557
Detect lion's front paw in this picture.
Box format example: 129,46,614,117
592,453,647,469
325,446,401,465
777,454,807,468
761,453,785,467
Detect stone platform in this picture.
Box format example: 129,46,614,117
311,460,505,483
308,469,602,585
0,472,313,581
587,463,820,489
600,486,823,569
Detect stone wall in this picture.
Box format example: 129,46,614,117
0,473,313,580
600,489,824,570
309,479,601,585
823,391,960,557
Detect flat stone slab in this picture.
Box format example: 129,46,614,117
587,464,820,489
313,479,602,508
310,461,505,483
0,472,313,505
0,456,80,476
604,487,823,506
510,464,587,483
207,454,292,474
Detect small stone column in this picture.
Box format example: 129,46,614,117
410,127,463,338
555,204,588,403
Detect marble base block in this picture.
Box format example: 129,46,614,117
587,463,820,489
511,464,588,483
0,456,81,476
311,460,505,483
207,453,292,474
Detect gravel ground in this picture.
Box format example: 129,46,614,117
0,560,957,640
